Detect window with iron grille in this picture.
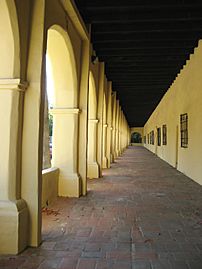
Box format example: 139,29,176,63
162,124,167,145
180,113,188,148
144,136,146,144
157,127,161,146
147,134,149,144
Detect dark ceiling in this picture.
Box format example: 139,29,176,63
74,0,202,127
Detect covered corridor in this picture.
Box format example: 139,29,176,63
1,147,202,269
1,1,202,265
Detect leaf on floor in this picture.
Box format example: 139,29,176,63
42,207,60,216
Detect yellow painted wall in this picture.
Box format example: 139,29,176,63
89,55,100,100
42,168,59,208
45,0,82,104
144,40,202,185
0,0,130,254
20,0,89,248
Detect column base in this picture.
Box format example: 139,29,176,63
102,157,108,169
58,173,81,197
115,150,120,158
106,161,111,169
110,153,114,163
87,162,99,179
0,199,28,255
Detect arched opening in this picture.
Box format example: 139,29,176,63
0,0,20,78
87,72,99,179
102,92,108,168
42,25,80,208
0,0,28,254
47,27,77,108
131,132,142,144
88,72,97,119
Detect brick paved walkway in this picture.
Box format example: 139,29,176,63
1,147,202,269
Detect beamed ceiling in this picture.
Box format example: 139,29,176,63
74,0,202,127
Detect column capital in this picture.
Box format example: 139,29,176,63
89,119,99,124
0,78,29,92
50,108,80,115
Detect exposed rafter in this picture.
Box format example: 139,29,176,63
75,0,202,126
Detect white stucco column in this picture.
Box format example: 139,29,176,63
115,128,119,158
102,123,108,168
87,119,99,178
78,39,90,196
120,111,124,152
50,108,81,197
105,83,112,168
115,101,120,158
110,127,114,162
0,79,28,254
111,92,116,162
97,63,105,176
118,108,122,155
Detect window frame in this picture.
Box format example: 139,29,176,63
180,113,188,148
162,124,167,145
157,127,161,146
151,130,154,145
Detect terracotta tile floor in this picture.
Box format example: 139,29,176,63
1,147,202,268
